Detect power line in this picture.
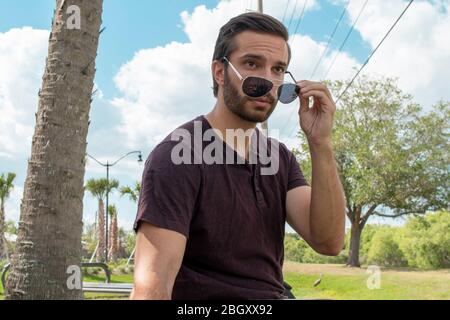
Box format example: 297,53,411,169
309,0,351,80
282,0,353,137
286,0,299,32
279,0,310,137
290,0,309,44
282,0,291,24
285,0,415,139
336,0,415,104
323,0,368,80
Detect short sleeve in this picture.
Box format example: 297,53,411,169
287,150,309,191
133,141,202,238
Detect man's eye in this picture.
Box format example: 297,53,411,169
245,60,257,68
275,67,285,73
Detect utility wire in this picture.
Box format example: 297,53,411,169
286,0,415,139
309,0,351,80
322,0,369,80
287,0,299,32
290,0,309,46
335,0,415,104
279,0,310,137
282,0,291,24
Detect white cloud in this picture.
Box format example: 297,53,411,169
4,185,23,223
112,0,359,149
0,27,49,156
346,0,450,107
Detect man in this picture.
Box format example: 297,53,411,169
131,12,346,300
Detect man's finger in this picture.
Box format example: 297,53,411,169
299,93,310,115
300,84,333,101
301,90,334,112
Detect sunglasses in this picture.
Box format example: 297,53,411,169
221,57,300,104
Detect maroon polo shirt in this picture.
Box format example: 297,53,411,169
134,115,308,300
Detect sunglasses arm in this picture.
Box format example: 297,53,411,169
285,71,297,83
221,57,244,81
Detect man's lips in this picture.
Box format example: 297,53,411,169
250,98,273,108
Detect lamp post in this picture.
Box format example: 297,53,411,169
87,151,143,262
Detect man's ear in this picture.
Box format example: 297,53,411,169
211,60,225,87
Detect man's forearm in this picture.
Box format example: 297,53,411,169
308,139,346,253
130,275,171,300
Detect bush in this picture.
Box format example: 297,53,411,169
399,211,450,269
367,227,407,267
284,234,308,262
284,233,347,264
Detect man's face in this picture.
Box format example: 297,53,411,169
222,31,289,123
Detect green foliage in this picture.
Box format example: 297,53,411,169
0,172,16,202
294,77,449,218
5,220,17,235
120,227,135,259
284,233,347,264
286,211,449,269
82,222,98,259
366,227,407,267
284,233,308,262
399,211,450,269
292,76,449,267
85,178,120,200
120,182,141,203
108,204,117,217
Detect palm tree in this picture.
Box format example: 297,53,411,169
0,172,16,260
107,204,119,262
119,182,141,203
85,178,119,262
5,0,103,299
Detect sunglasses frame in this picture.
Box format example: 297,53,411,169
221,57,299,104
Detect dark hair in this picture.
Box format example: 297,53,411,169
212,12,291,97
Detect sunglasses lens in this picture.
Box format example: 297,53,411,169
242,77,273,98
278,83,299,104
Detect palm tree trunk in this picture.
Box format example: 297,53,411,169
96,199,105,262
109,214,118,262
6,0,103,299
0,201,5,259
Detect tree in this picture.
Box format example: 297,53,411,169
85,178,119,262
366,227,406,267
399,211,450,269
294,76,449,267
6,0,103,299
81,222,97,260
107,204,119,262
119,182,141,203
0,172,16,260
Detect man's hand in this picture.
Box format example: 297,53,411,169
297,80,336,146
285,80,345,255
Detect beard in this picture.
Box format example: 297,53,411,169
223,70,277,123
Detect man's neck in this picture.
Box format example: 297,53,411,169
205,101,258,160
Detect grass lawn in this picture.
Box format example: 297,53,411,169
1,262,449,300
283,261,450,300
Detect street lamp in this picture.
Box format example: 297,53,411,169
87,151,143,262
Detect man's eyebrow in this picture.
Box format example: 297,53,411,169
239,53,288,67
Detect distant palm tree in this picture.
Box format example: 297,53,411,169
85,178,119,262
6,0,104,299
0,172,16,259
119,182,141,203
107,204,119,262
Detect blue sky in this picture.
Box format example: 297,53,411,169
1,0,449,231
